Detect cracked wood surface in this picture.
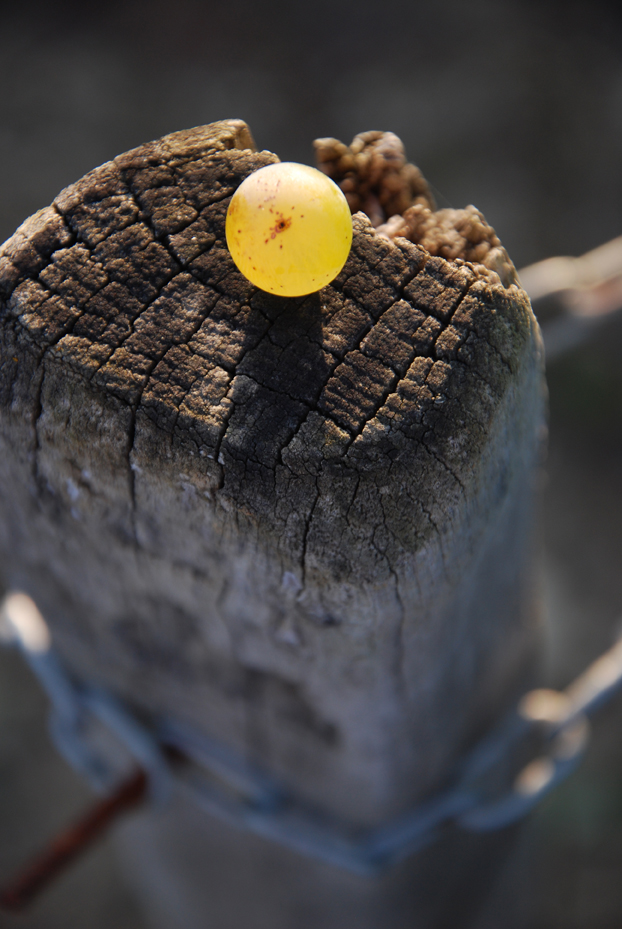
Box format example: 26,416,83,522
0,121,544,844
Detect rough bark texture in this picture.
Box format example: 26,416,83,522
0,120,544,927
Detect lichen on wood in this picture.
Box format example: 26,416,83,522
315,130,517,286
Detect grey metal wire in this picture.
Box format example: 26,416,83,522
2,591,622,874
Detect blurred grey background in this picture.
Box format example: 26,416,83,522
1,1,622,926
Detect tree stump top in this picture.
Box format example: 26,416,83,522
0,120,540,590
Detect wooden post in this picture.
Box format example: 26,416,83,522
0,121,545,927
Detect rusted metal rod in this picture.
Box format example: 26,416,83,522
0,768,147,912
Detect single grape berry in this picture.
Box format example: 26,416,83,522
225,162,353,297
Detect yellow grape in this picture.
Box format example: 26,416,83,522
225,162,352,297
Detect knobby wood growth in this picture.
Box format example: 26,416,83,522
0,120,545,928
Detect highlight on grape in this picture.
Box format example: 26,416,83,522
225,162,353,297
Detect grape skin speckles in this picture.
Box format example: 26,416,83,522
225,162,353,297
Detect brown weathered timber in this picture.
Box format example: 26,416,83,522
0,120,544,927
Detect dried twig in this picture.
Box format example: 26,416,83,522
519,236,622,317
518,237,622,361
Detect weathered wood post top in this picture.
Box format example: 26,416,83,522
0,119,544,833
